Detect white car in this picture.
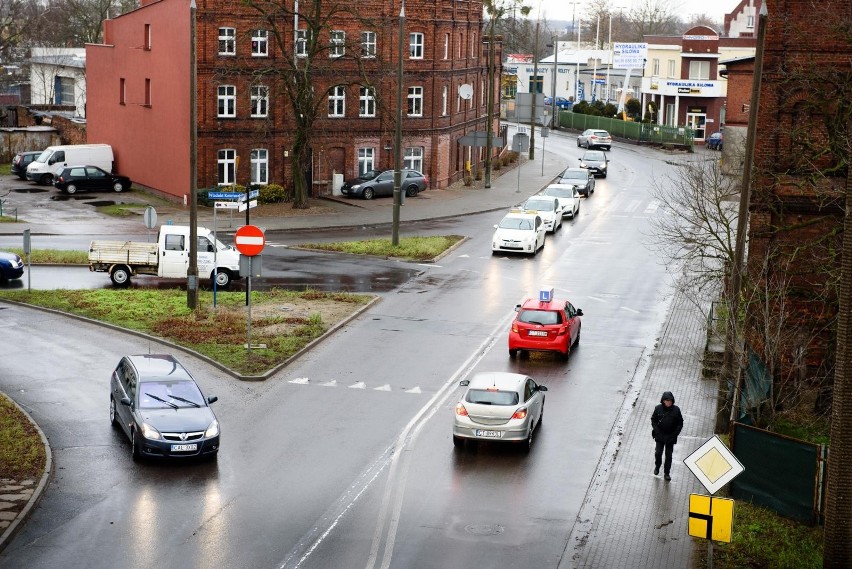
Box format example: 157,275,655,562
520,195,563,232
492,210,546,255
541,184,581,218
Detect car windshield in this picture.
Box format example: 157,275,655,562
561,170,587,181
139,380,205,409
466,389,520,406
34,149,51,164
523,199,555,212
498,217,534,230
519,309,562,325
584,151,605,160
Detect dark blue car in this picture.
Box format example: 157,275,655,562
706,132,723,150
0,251,24,283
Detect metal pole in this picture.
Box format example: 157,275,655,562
213,206,217,308
551,37,558,128
186,0,198,310
576,18,582,102
529,20,539,160
607,13,612,103
592,16,600,101
484,8,496,188
392,0,405,246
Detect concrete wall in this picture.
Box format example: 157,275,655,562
0,127,61,162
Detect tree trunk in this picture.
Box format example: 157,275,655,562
291,127,311,209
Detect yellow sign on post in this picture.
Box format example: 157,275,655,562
689,494,734,543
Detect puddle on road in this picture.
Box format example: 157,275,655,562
86,201,117,207
12,188,49,194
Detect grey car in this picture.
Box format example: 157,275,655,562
579,150,609,178
341,169,429,199
556,167,596,196
577,129,612,150
453,371,547,451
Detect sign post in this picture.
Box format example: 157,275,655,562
234,225,265,357
22,229,30,291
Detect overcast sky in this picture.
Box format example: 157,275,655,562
532,0,730,26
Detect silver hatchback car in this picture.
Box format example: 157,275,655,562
453,372,547,451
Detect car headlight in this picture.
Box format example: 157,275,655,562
205,420,220,438
579,161,587,168
351,184,361,189
140,422,161,440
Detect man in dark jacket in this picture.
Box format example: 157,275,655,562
651,391,684,481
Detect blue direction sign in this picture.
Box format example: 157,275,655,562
208,191,243,199
238,189,261,202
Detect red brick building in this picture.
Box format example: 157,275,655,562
87,0,497,200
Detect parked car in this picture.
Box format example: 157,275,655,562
577,129,612,150
53,165,132,194
340,169,429,199
508,288,583,360
555,167,595,197
110,353,220,461
520,195,563,232
544,96,572,110
26,143,114,185
491,210,546,255
706,132,723,151
579,150,609,178
452,371,547,451
11,151,41,180
0,251,24,283
541,184,581,218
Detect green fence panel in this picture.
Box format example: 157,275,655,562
730,422,825,524
560,113,671,145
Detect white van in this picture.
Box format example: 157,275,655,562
26,144,114,185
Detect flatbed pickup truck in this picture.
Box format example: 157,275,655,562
89,225,242,287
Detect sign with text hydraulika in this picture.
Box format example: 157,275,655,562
613,43,648,70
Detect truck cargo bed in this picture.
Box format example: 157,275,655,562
89,240,159,268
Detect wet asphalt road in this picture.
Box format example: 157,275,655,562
0,140,681,568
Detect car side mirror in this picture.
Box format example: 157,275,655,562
120,397,132,407
538,385,548,392
459,379,470,387
515,304,521,312
207,396,218,404
577,309,584,316
493,224,498,229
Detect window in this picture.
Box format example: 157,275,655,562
119,78,126,105
252,30,268,56
443,33,449,59
471,33,476,58
250,149,268,184
652,58,660,75
503,76,517,99
409,32,424,59
688,60,710,80
359,87,375,117
144,78,151,106
358,148,374,175
144,24,151,50
458,33,463,58
296,29,308,57
328,85,345,117
330,30,345,58
165,234,184,251
530,75,543,93
56,76,75,105
361,31,376,58
407,86,423,116
404,147,423,171
667,59,676,78
441,85,448,115
218,85,236,117
219,27,235,55
251,85,269,117
747,15,755,28
217,149,236,185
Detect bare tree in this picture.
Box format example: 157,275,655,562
43,0,137,45
625,0,680,41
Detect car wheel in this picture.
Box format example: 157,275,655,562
110,266,131,286
561,345,570,361
523,424,534,452
602,173,607,178
453,435,465,448
64,184,77,195
574,326,581,346
576,139,581,147
213,269,231,289
109,397,119,427
405,185,419,197
131,429,142,461
39,174,53,185
113,182,124,192
509,348,518,358
362,187,375,200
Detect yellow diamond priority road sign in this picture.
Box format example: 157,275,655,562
683,435,744,495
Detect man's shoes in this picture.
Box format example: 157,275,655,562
664,474,671,481
654,466,660,476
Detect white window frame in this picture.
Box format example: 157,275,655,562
359,87,376,117
330,30,345,58
688,60,710,80
358,148,375,175
652,58,660,76
217,149,236,185
250,149,268,185
441,85,448,116
443,33,449,59
252,30,268,57
218,27,235,56
667,59,676,78
251,85,269,118
403,147,423,172
296,29,308,57
217,85,236,117
409,32,424,59
328,85,346,117
361,31,376,58
407,86,423,117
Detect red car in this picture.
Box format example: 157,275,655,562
508,289,583,360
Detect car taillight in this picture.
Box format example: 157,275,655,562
512,323,519,333
424,175,429,185
512,408,528,420
455,403,468,416
57,176,64,182
557,326,568,335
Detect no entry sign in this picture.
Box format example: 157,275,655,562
234,225,265,256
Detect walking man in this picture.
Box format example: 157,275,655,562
651,391,683,481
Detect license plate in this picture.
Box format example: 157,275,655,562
528,330,548,337
475,430,502,438
171,444,197,452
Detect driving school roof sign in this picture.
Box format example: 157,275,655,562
613,43,647,70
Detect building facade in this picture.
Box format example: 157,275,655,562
87,0,496,201
29,48,87,119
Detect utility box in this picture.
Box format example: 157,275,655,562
332,173,344,196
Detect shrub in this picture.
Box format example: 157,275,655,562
259,184,290,204
493,158,503,170
464,175,473,186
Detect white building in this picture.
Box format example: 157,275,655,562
29,48,87,118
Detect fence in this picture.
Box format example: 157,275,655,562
555,111,694,149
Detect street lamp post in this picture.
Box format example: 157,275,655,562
392,0,405,245
575,18,582,102
551,36,558,128
484,14,496,188
187,0,198,310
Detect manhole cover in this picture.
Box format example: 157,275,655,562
12,188,49,194
464,524,504,536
